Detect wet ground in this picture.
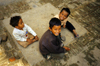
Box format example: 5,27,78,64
0,0,100,66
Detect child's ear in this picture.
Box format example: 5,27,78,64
15,26,18,29
49,27,52,31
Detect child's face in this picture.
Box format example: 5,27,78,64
59,10,69,21
49,25,61,36
16,19,24,30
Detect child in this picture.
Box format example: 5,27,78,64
39,18,70,59
10,16,39,48
55,8,79,37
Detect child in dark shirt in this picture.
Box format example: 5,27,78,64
39,18,70,59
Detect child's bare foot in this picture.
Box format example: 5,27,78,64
27,38,33,44
74,34,79,38
32,39,36,42
73,30,79,38
35,36,39,41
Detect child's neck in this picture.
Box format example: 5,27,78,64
16,27,23,30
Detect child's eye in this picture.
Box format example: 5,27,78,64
54,29,57,30
59,28,61,30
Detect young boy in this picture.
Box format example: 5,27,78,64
10,16,39,48
55,8,79,37
39,18,70,59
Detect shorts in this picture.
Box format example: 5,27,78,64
17,33,34,48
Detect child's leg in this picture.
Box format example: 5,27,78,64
58,33,66,42
66,21,75,32
17,41,29,48
51,53,65,59
73,30,79,37
66,21,78,37
27,32,38,42
17,33,35,48
27,32,34,39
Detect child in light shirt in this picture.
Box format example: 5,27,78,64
55,8,79,38
10,16,39,48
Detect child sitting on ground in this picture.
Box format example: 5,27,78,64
10,16,39,48
39,18,70,59
55,8,79,38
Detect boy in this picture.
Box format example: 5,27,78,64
55,8,79,37
39,18,70,59
10,16,39,48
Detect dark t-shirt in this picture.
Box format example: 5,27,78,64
39,29,65,55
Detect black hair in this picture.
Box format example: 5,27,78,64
10,16,21,27
60,8,70,17
49,18,61,29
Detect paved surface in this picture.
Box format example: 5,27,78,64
0,45,26,66
0,0,100,66
2,3,87,66
0,0,21,5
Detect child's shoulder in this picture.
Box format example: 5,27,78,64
24,24,29,27
54,14,59,18
13,28,21,34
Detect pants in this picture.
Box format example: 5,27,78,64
43,53,65,59
17,33,34,48
66,21,75,32
42,49,66,59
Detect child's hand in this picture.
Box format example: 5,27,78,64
35,36,39,41
32,36,39,42
63,25,66,28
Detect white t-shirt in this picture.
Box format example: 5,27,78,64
13,24,37,41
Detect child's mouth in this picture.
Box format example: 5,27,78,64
55,33,59,35
60,17,64,21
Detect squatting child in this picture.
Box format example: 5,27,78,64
55,8,79,37
10,16,39,48
39,18,70,59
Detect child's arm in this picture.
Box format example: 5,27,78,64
13,33,27,41
25,24,37,36
63,25,66,28
13,31,35,44
63,18,68,28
